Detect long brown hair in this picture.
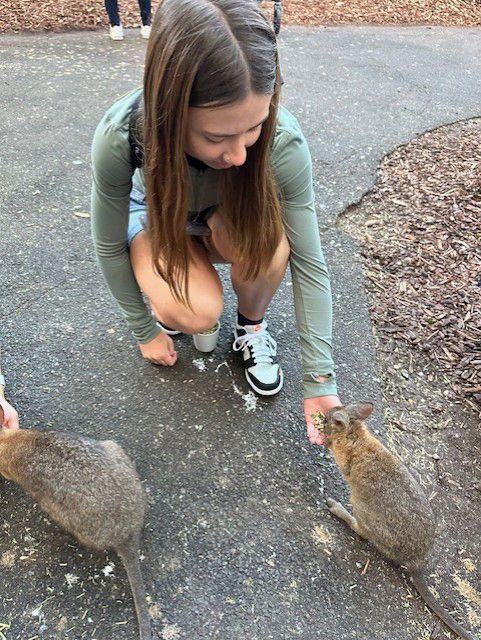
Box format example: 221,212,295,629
143,0,283,306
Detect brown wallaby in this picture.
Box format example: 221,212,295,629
317,402,474,640
0,406,151,640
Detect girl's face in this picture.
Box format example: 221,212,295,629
185,92,272,170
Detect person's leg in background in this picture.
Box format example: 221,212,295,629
104,0,124,40
139,0,152,38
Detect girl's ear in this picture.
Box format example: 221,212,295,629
346,402,373,422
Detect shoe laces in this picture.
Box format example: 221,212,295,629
233,326,277,365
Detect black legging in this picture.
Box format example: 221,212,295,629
104,0,151,26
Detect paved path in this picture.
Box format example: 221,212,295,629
1,26,480,640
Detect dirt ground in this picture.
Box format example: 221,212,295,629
340,120,481,413
338,117,481,482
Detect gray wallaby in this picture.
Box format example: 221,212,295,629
319,402,474,640
0,407,152,640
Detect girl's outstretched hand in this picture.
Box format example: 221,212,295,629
138,332,178,366
304,395,342,445
0,395,19,429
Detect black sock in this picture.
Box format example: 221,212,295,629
237,311,263,327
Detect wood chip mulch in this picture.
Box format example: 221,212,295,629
340,120,481,410
2,0,481,34
277,0,481,27
0,0,150,33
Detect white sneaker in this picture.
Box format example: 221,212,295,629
232,320,283,396
156,320,182,336
140,24,151,39
109,25,124,41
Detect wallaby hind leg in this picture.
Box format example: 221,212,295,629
326,497,361,534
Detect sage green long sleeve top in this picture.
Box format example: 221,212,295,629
91,88,337,398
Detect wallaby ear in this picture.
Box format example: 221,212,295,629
0,403,5,427
346,402,374,422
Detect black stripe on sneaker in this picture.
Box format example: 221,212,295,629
246,369,282,393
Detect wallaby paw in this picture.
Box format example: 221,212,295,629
325,497,336,509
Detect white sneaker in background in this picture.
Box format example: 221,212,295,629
140,24,151,39
109,25,124,41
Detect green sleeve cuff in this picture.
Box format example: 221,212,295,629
302,372,338,399
134,321,163,344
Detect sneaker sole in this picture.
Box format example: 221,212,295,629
244,367,284,397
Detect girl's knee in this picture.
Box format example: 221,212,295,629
156,296,223,335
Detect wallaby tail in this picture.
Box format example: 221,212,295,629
116,535,152,640
410,571,474,640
